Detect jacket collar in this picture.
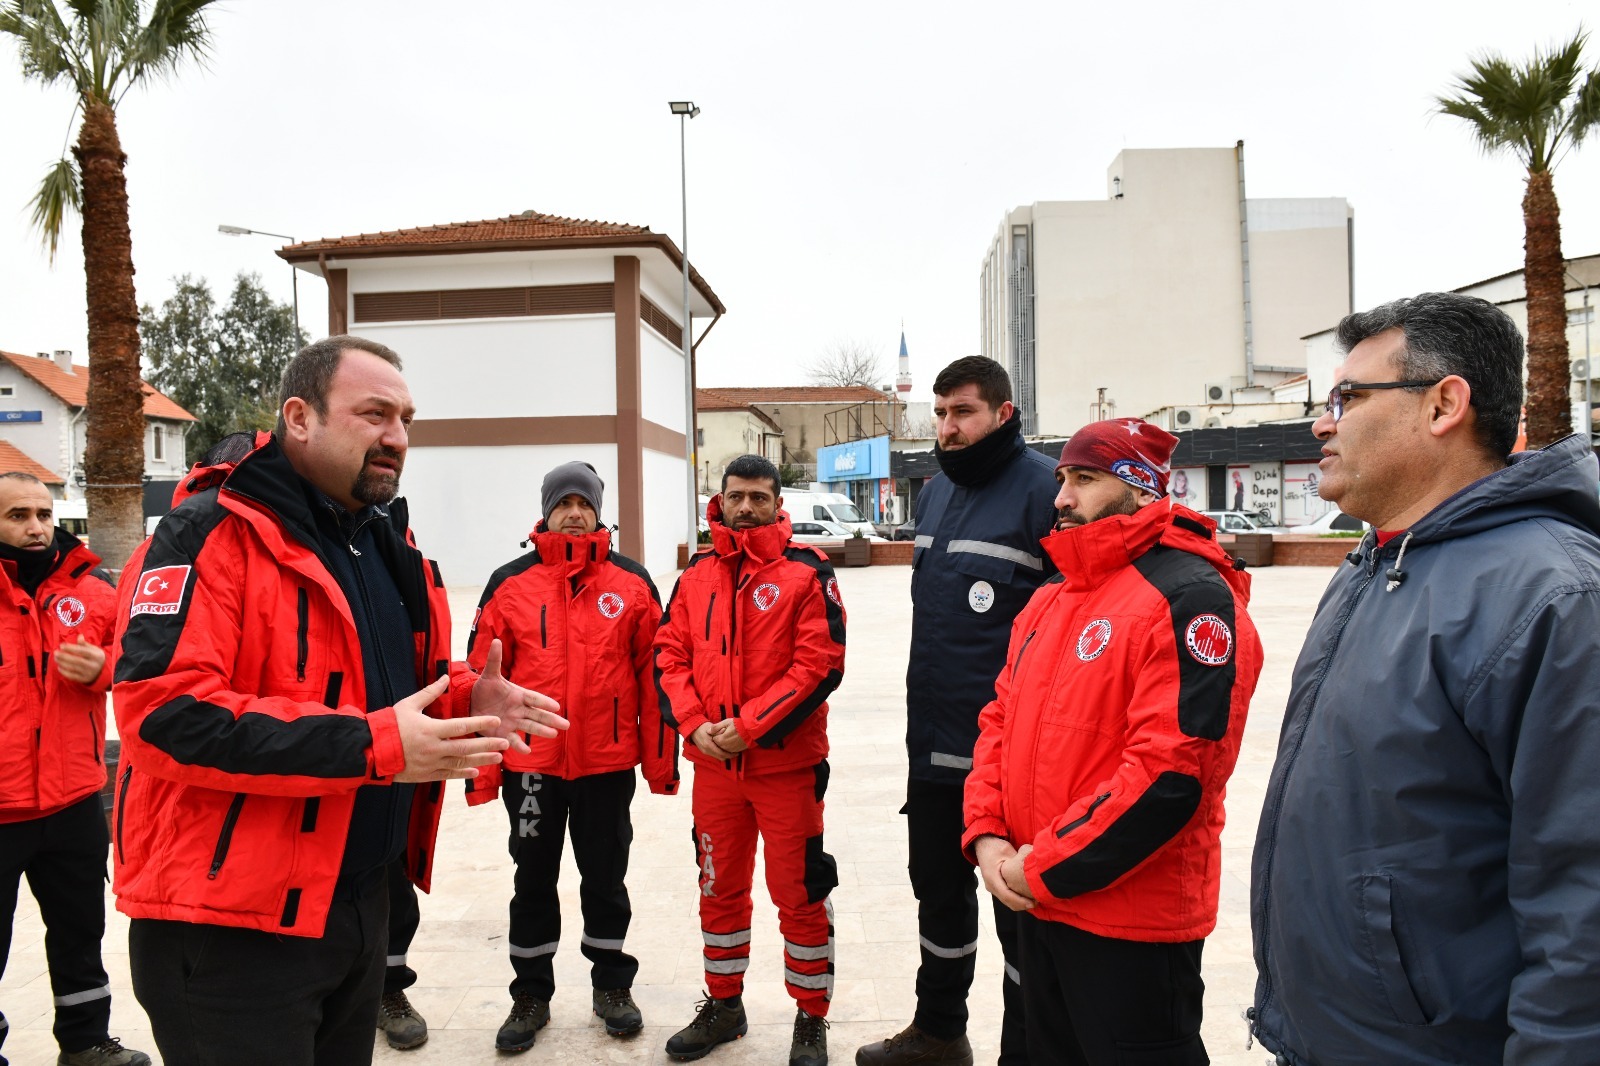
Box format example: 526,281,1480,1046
1042,498,1248,598
529,525,612,580
0,527,100,598
706,493,793,565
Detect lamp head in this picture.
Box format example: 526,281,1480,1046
668,101,700,117
217,224,251,235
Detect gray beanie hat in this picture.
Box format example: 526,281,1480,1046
541,461,605,521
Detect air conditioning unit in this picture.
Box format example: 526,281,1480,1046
1172,407,1205,428
1203,381,1231,404
884,496,906,525
1573,358,1591,380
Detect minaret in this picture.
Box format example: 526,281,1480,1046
896,329,912,394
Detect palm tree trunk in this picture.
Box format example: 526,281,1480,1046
76,99,147,574
1522,169,1572,449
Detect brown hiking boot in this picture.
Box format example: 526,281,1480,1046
855,1024,973,1066
376,990,428,1050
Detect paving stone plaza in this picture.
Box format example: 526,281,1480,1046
3,562,1337,1065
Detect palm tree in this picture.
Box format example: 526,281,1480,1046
1,0,218,571
1437,31,1600,449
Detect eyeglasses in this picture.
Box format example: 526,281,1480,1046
1323,380,1443,423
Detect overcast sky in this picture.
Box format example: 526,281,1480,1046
3,0,1597,404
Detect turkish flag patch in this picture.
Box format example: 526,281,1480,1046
129,565,192,618
1184,614,1233,666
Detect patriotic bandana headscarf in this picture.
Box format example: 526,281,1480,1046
1056,418,1179,497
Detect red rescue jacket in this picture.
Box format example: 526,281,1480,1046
462,525,678,802
111,434,474,937
962,502,1262,942
0,530,117,821
653,496,846,776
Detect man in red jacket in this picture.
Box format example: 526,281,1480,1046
463,460,679,1052
0,472,148,1066
112,336,568,1066
963,420,1262,1066
654,454,846,1066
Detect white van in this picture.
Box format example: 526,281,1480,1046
781,490,877,537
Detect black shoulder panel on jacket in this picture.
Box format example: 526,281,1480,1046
608,549,662,607
89,567,115,589
1132,545,1237,741
116,488,231,686
782,546,846,646
477,549,543,609
469,548,542,657
140,694,371,778
1039,770,1203,899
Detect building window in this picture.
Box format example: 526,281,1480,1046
1570,306,1595,327
0,385,13,397
153,425,164,461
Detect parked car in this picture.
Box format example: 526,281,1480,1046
782,491,879,537
1201,510,1289,535
1285,508,1368,535
890,518,917,542
790,520,888,545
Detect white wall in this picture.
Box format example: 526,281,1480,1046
402,443,620,593
348,250,616,294
641,330,689,433
642,447,690,578
0,371,66,476
357,317,619,420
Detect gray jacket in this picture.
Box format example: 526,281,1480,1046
1250,434,1600,1065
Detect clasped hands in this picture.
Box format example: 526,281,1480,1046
974,835,1037,912
689,719,748,759
392,639,569,783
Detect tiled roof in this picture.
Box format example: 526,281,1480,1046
285,211,652,252
698,386,896,405
0,351,196,422
0,440,65,484
695,390,782,432
278,211,725,313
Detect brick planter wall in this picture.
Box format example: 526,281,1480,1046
1270,535,1359,567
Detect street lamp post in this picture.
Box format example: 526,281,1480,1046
1567,268,1594,441
219,224,301,340
669,101,700,558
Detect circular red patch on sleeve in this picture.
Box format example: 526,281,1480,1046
1184,614,1233,666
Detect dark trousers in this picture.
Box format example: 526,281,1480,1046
0,794,113,1060
905,777,1025,1062
382,859,420,994
129,872,389,1066
1016,912,1207,1066
502,769,638,999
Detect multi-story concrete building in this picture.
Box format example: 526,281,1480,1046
278,211,724,585
0,349,195,507
979,144,1352,436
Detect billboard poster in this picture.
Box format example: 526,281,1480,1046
1169,467,1204,510
1283,461,1334,526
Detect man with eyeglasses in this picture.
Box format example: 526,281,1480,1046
1250,292,1600,1065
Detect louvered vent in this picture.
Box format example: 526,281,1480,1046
640,298,684,347
353,283,616,323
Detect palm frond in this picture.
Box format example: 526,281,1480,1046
0,0,88,91
111,0,216,93
1436,30,1598,172
1565,68,1600,147
29,156,82,263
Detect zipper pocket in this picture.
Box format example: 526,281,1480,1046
1012,630,1037,679
115,765,133,865
1056,792,1112,838
613,697,620,744
540,605,547,648
295,588,309,681
704,592,717,639
207,794,247,879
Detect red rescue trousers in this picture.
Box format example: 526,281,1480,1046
692,761,837,1016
